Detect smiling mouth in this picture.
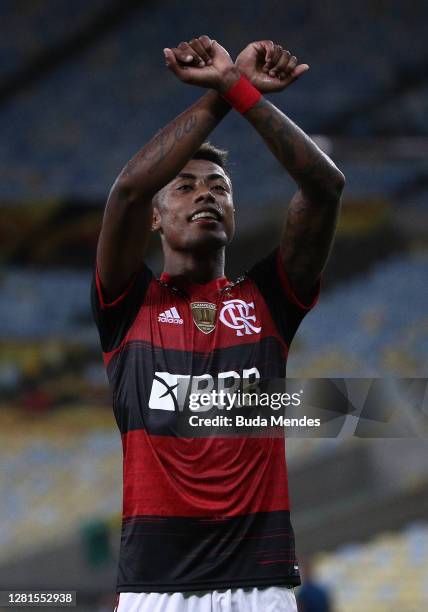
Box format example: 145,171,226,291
189,209,222,222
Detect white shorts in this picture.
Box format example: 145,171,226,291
115,586,297,612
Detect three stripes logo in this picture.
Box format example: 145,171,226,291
158,306,183,325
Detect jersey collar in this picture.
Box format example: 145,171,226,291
159,272,230,297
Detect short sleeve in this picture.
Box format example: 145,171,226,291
90,264,153,353
246,248,321,347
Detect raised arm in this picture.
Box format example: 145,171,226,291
240,100,345,300
97,36,234,300
235,41,345,300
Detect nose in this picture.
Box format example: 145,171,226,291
194,186,215,204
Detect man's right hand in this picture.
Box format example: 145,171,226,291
164,35,239,93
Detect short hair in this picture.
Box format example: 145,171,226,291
153,142,230,209
192,142,229,177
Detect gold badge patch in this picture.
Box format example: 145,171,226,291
190,302,217,334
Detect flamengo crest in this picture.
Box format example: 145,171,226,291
219,299,261,336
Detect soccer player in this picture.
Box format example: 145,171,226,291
92,36,344,612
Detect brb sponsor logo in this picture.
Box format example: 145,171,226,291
219,299,261,336
148,368,260,412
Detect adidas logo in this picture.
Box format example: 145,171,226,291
158,306,183,325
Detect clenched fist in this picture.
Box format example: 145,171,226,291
163,35,238,92
235,41,309,92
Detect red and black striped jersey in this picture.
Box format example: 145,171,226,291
91,248,320,593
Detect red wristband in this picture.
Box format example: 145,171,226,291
222,74,262,114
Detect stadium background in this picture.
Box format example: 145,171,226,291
0,1,427,610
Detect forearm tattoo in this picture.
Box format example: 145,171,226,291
246,98,343,197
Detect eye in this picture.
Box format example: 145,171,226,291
177,184,193,192
212,184,226,192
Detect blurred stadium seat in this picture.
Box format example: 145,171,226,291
288,253,428,377
0,408,121,562
0,0,427,202
0,0,109,80
312,522,428,612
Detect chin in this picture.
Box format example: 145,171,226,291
185,232,228,253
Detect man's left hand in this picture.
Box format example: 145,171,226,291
235,41,309,93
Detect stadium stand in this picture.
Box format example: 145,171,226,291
0,407,121,563
288,253,428,377
0,268,93,340
0,0,109,80
0,0,427,202
311,523,428,612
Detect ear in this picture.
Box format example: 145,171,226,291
151,206,161,232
